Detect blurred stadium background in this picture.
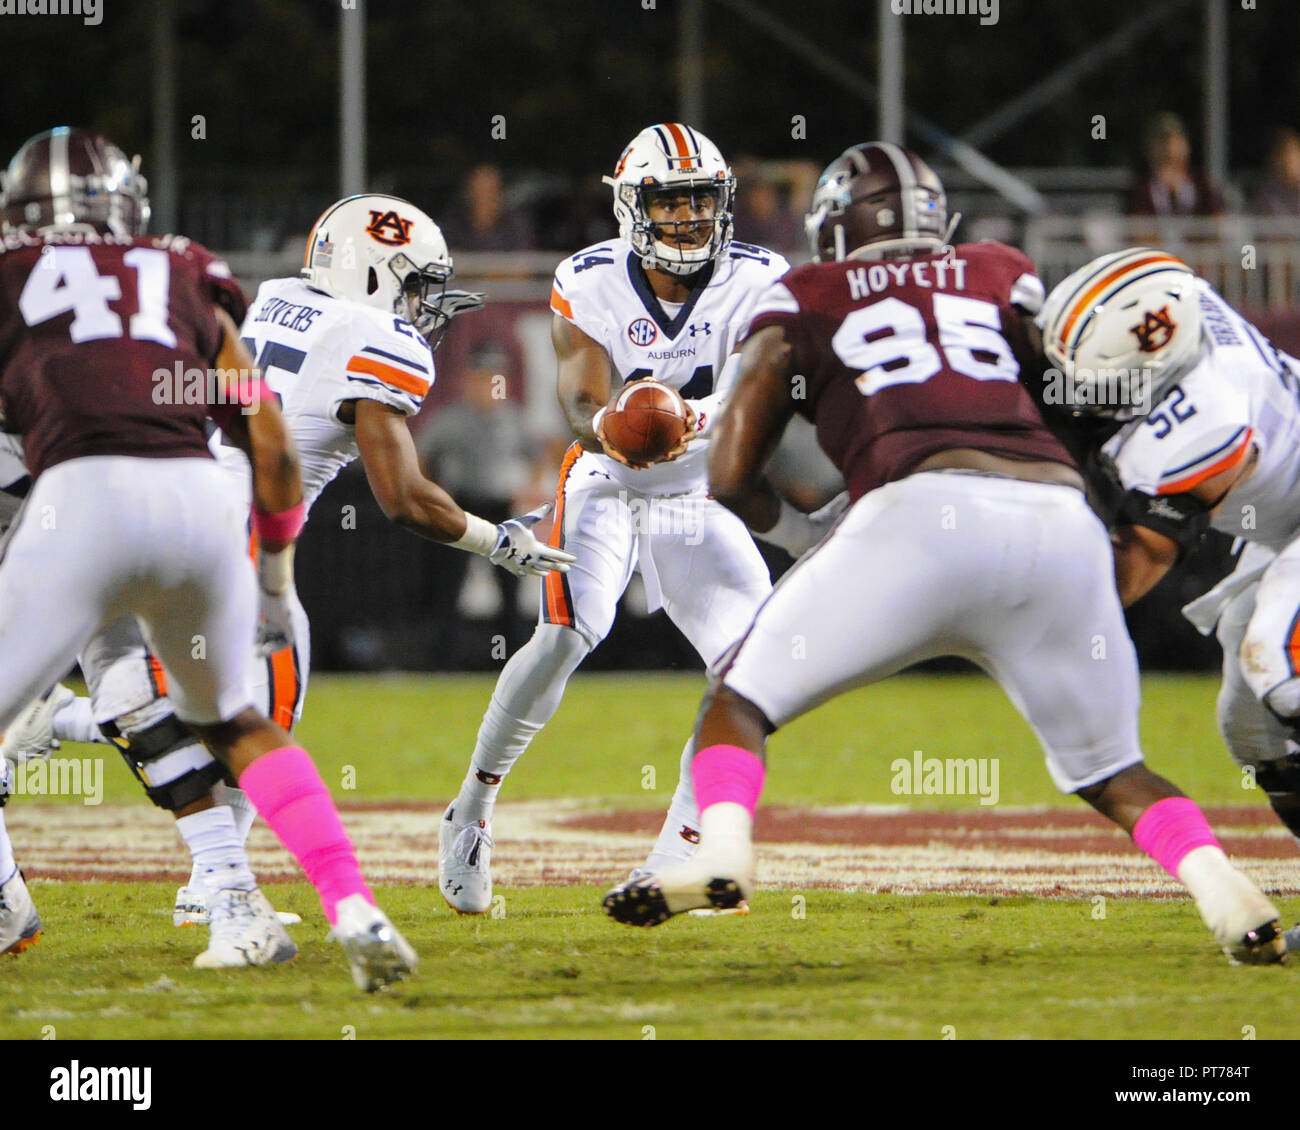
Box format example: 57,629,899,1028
4,0,1297,675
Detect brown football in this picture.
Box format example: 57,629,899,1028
601,380,690,465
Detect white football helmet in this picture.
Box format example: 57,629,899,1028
1037,247,1205,419
302,194,459,346
602,123,735,276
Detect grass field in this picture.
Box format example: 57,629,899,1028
4,670,1298,1041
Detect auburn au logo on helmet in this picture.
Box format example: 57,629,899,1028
1131,306,1178,353
365,209,413,247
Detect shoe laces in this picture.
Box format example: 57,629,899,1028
452,822,494,867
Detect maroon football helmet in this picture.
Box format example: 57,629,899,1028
805,142,950,262
1,127,150,237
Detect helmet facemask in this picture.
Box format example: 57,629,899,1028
633,180,733,276
390,252,454,348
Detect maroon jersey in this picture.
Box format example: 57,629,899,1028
747,241,1074,501
0,229,248,479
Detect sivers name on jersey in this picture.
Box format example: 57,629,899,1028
252,296,322,333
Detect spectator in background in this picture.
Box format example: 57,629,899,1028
731,156,820,256
1251,128,1300,216
418,345,538,660
441,163,536,251
1127,112,1223,217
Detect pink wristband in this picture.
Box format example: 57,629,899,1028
208,378,277,430
253,501,306,546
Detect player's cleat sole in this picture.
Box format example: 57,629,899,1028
174,884,302,928
192,887,299,969
330,894,417,992
0,868,42,955
686,900,750,918
1224,918,1287,966
604,874,747,927
438,805,494,915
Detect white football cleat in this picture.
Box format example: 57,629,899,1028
330,894,417,992
192,887,299,969
173,883,301,927
438,805,494,915
605,853,753,927
1199,869,1286,965
1,684,73,765
0,868,41,955
625,868,748,918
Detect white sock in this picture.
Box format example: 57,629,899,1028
643,737,702,871
52,695,108,745
175,806,256,895
452,623,589,826
695,802,755,887
0,808,15,884
214,783,259,843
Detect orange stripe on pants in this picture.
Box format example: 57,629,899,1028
268,647,298,730
543,443,583,629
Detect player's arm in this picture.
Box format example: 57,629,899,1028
710,326,798,532
1110,451,1256,605
352,398,472,541
554,314,613,452
351,397,575,576
211,306,302,535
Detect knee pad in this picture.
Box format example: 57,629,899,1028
102,712,223,811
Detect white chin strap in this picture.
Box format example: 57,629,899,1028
647,237,712,276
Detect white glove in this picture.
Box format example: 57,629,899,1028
255,586,296,657
488,504,577,577
254,543,296,657
756,491,851,558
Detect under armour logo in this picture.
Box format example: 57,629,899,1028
589,468,612,479
1130,305,1177,353
688,322,711,336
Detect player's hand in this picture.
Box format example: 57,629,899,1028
595,408,649,470
659,402,701,464
808,490,851,536
255,586,296,657
489,503,578,577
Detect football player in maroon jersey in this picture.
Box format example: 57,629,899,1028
604,142,1286,966
0,128,414,990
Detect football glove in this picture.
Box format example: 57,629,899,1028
488,503,577,577
757,491,851,558
255,587,296,657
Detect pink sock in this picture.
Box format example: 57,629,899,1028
692,744,766,817
237,746,373,924
1132,796,1221,878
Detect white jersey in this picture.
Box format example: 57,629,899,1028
219,276,437,514
1104,280,1300,553
550,236,789,495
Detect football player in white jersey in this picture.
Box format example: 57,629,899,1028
1037,248,1300,931
1,194,574,945
439,124,840,913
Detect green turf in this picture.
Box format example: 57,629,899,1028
5,883,1292,1041
8,669,1282,1041
50,669,1243,809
